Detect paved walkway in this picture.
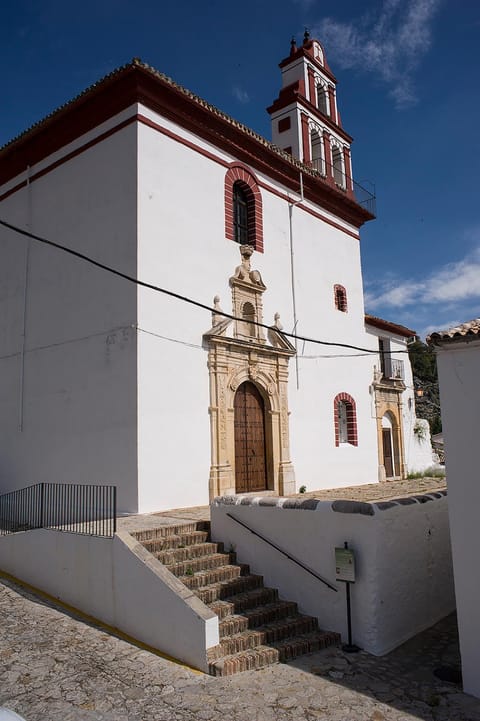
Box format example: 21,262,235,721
1,574,479,721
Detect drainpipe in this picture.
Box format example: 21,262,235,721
288,172,304,389
19,165,31,431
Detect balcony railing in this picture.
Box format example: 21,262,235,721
308,158,376,216
381,358,405,381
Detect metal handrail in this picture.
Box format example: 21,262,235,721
0,482,117,538
307,158,377,216
226,512,337,592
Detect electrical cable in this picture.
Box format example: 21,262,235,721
0,218,411,355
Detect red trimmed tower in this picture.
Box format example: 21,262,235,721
267,31,354,196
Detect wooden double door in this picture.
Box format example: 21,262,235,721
234,382,268,493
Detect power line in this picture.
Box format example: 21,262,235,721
0,218,410,355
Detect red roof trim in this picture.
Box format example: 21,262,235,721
279,44,337,84
0,63,373,229
365,314,416,339
267,89,353,144
0,107,361,242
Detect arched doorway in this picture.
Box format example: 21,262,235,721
234,382,268,493
382,412,396,479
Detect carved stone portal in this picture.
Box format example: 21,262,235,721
372,366,407,481
203,245,296,500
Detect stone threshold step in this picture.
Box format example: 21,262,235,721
211,616,318,657
155,541,223,564
136,530,210,553
181,564,250,589
218,602,303,637
196,574,264,603
208,631,341,676
167,552,236,577
209,587,280,617
131,520,209,542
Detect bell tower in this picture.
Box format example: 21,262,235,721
267,31,354,197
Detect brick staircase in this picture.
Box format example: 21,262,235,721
132,520,340,675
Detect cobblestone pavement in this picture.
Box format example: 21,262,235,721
2,575,479,721
118,478,447,532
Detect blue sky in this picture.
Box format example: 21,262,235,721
3,0,479,338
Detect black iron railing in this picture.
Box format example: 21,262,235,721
226,512,337,592
0,483,117,538
308,158,376,217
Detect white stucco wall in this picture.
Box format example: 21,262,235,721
0,115,139,513
1,96,422,515
0,529,218,671
365,326,434,475
211,493,454,655
435,339,480,698
136,106,379,511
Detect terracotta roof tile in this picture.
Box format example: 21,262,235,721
0,58,321,181
364,314,416,339
427,318,480,345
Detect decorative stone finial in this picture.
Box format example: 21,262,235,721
290,36,297,55
274,312,283,330
233,245,253,281
239,244,254,261
303,28,310,45
212,295,223,324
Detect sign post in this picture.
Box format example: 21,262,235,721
335,541,360,653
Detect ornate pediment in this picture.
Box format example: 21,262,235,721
204,245,295,356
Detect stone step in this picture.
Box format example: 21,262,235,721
131,521,209,542
208,645,280,677
218,600,298,635
274,630,341,661
209,587,279,618
211,615,318,657
208,630,341,677
138,530,210,553
133,521,340,677
167,552,235,578
195,574,264,604
243,600,299,628
155,541,223,565
180,563,250,590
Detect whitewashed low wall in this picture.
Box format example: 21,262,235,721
211,492,454,655
0,529,218,671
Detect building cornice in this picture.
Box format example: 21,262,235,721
278,45,337,84
365,314,416,339
0,61,374,229
267,84,353,144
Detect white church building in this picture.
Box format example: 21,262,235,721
0,35,432,513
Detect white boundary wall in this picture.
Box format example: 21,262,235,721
435,340,480,698
211,492,454,655
0,529,219,672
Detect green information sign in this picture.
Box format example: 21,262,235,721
335,546,356,583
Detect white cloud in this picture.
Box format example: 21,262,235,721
365,247,480,310
232,86,250,104
314,0,442,108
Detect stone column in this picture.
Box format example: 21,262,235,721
323,131,334,185
343,146,354,198
301,113,311,164
328,85,337,123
